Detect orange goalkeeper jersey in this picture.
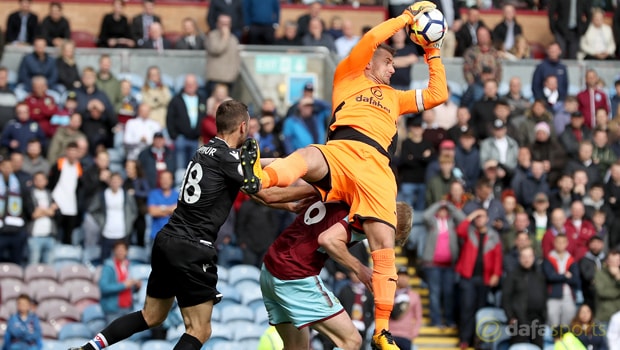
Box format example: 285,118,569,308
329,14,448,154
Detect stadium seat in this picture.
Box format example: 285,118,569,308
238,339,260,349
209,323,233,342
0,262,23,280
29,280,60,298
129,264,151,281
141,340,173,350
35,282,70,303
24,264,57,283
228,264,261,286
92,265,103,284
53,245,83,264
41,320,59,339
161,74,175,93
57,322,93,341
0,279,28,304
69,281,101,313
217,265,229,283
127,246,150,264
45,301,81,326
81,304,106,334
83,246,102,266
107,340,142,350
254,307,269,326
216,284,241,308
62,339,90,349
211,306,221,323
71,31,97,48
234,323,266,342
58,264,93,283
476,307,508,324
239,285,263,307
0,305,13,322
42,340,65,350
236,280,260,295
209,341,242,350
165,324,185,343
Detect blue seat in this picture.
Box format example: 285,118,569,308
239,284,263,306
117,73,145,90
58,322,93,340
83,246,102,266
211,307,221,322
217,265,229,283
53,245,83,264
141,340,174,350
220,304,254,323
129,264,151,281
238,339,260,349
476,307,508,324
106,340,141,350
166,324,185,343
234,323,266,341
81,304,105,323
42,340,65,350
209,322,233,342
254,306,269,326
127,246,150,264
508,344,542,350
217,283,241,304
62,339,90,349
228,265,261,286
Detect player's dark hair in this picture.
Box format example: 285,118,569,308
377,43,396,56
216,100,248,135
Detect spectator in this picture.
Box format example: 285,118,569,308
123,160,149,247
462,27,502,102
562,200,596,261
517,100,554,147
137,132,175,189
275,20,302,46
302,18,336,53
594,249,620,323
514,160,550,211
447,107,474,141
206,83,230,120
433,87,458,130
81,150,111,217
335,20,360,60
397,117,433,212
503,77,530,117
456,209,502,350
606,163,620,249
205,14,240,96
492,4,522,51
166,74,205,170
611,80,620,119
593,128,617,178
88,172,137,260
580,8,615,60
131,0,161,46
40,2,70,47
147,170,177,242
502,245,546,348
390,267,423,350
480,119,519,171
455,128,480,191
75,67,115,121
548,0,591,59
207,0,244,39
96,55,122,110
140,66,171,128
327,16,343,40
505,34,532,60
99,240,142,323
455,6,487,57
338,271,375,349
573,169,590,199
235,196,279,267
504,211,534,253
422,109,447,152
502,189,522,229
22,139,49,176
5,0,38,45
543,233,581,327
243,0,280,45
10,152,32,190
426,139,458,182
80,99,115,155
470,80,500,139
445,180,471,209
0,67,17,131
282,96,329,154
285,82,330,118
565,141,602,185
571,304,609,350
595,108,610,134
2,294,42,350
0,155,28,265
124,104,162,160
422,201,463,328
17,37,58,93
98,0,135,48
24,76,58,138
138,22,171,51
257,113,283,158
560,111,592,160
555,96,580,135
1,103,47,154
482,159,510,200
463,178,507,230
540,75,562,111
296,1,325,40
56,40,81,91
426,154,458,206
47,112,85,163
427,0,463,58
578,70,611,130
591,210,609,244
116,80,138,124
529,122,567,186
26,171,57,265
175,18,205,50
610,310,620,350
531,42,568,102
503,230,534,274
579,236,606,310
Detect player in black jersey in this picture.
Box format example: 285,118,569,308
68,100,263,350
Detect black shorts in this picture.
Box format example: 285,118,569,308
146,231,220,308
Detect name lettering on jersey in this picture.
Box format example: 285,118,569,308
198,147,217,157
355,95,391,113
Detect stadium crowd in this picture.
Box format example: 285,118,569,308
2,0,620,349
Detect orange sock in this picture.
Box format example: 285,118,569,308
371,248,397,334
262,152,308,188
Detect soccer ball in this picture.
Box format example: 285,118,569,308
406,8,447,47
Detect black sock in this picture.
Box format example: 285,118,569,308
173,333,203,350
84,311,149,349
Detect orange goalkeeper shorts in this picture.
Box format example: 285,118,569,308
312,140,397,230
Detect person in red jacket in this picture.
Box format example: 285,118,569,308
455,208,503,350
564,200,595,261
24,75,58,138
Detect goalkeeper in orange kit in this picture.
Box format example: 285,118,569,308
241,2,448,349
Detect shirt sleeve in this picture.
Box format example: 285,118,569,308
396,58,448,114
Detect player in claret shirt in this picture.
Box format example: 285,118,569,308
260,200,413,350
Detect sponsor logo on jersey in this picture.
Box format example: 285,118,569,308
229,151,239,160
355,95,391,113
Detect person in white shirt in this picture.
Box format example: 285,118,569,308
123,103,162,160
28,172,58,264
334,20,360,60
580,8,616,60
